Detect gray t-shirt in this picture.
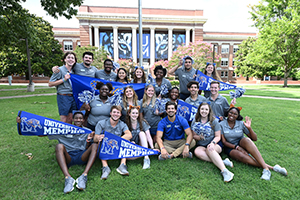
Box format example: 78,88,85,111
206,94,230,118
130,121,150,144
220,120,250,145
175,67,196,95
191,118,220,146
49,65,73,94
95,118,129,137
139,100,161,129
185,95,207,108
48,130,90,152
87,96,112,126
154,78,172,98
73,63,98,77
95,69,117,81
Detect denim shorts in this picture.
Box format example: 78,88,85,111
67,149,87,168
149,128,157,136
57,94,77,116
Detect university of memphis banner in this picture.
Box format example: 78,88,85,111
195,70,237,91
177,100,198,122
70,74,146,109
99,131,160,160
17,111,92,136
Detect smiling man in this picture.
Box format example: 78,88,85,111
156,101,195,160
185,81,207,108
95,59,117,81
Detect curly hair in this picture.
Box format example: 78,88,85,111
225,107,243,120
154,65,167,77
96,81,113,91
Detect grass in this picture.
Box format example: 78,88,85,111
0,87,56,97
0,93,300,199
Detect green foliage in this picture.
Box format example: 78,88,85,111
74,45,109,69
249,0,300,86
40,0,83,19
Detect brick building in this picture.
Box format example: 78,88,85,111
53,5,257,83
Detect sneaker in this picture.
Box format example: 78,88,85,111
223,158,233,168
221,168,234,182
116,164,129,176
64,176,75,194
76,174,87,191
158,154,166,160
273,164,288,176
188,152,193,159
261,169,271,181
143,158,151,169
101,166,111,180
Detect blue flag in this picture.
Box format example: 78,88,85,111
70,74,146,109
177,100,198,122
99,131,160,160
17,111,92,136
194,70,237,91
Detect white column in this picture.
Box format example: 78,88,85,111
185,29,190,46
94,26,99,48
113,26,119,61
192,29,195,43
150,27,155,68
132,26,137,63
89,25,93,46
168,28,173,60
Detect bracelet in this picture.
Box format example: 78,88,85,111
62,78,66,82
185,143,190,146
212,141,216,144
235,145,239,150
161,147,165,150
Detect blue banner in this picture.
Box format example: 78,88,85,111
17,111,92,136
195,70,237,91
99,131,160,160
70,74,146,109
137,33,150,59
177,100,198,122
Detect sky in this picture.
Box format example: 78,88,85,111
22,0,260,33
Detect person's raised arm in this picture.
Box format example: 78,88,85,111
48,73,70,87
168,60,182,76
244,116,257,141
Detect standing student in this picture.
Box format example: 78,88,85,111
116,68,129,84
153,65,172,98
185,81,207,108
202,63,222,98
131,66,146,83
95,59,117,81
168,56,196,100
49,52,77,124
192,103,234,182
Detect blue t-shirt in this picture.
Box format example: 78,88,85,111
157,115,190,140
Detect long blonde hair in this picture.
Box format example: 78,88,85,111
122,86,139,110
142,84,156,108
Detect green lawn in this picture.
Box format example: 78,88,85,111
0,94,299,199
0,87,56,97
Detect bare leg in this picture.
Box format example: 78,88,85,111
55,144,72,177
60,115,67,123
66,113,73,124
81,143,98,175
139,131,149,160
144,130,154,149
194,145,225,171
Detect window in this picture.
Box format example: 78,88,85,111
232,59,235,66
221,71,224,77
212,44,218,53
232,72,236,77
233,45,239,53
221,58,228,66
225,71,228,77
64,41,73,51
77,41,81,48
221,44,229,54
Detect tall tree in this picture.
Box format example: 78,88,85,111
249,0,300,87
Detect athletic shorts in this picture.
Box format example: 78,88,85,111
67,149,87,168
149,128,157,136
57,94,77,116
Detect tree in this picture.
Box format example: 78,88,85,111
249,0,300,87
0,13,63,78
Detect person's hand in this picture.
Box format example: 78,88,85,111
219,116,224,121
207,143,215,152
52,66,60,73
179,59,183,67
155,109,159,115
236,146,248,155
83,103,91,112
16,116,21,123
182,146,190,158
87,132,95,142
161,148,170,159
64,73,70,80
243,116,252,129
231,98,236,106
95,134,104,143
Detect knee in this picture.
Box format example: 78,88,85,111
194,148,207,160
233,151,248,162
55,143,65,152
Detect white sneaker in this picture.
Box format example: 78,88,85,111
221,168,234,182
223,158,233,168
143,158,150,169
261,169,271,181
273,164,287,176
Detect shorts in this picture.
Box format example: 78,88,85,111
57,94,77,116
197,140,224,148
130,133,140,145
149,128,157,136
223,141,240,156
67,149,87,168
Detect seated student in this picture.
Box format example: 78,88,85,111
17,111,98,194
192,103,234,182
156,101,196,160
206,81,236,121
94,105,132,180
126,106,154,169
120,86,140,122
220,107,287,181
185,81,207,108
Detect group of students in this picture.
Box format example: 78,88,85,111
34,51,287,194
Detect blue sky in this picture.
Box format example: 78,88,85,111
22,0,259,33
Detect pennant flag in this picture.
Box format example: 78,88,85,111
99,131,160,160
17,111,92,136
177,100,198,122
194,70,237,91
70,74,146,109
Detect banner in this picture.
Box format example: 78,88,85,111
195,70,237,91
177,100,198,122
70,74,146,109
99,131,160,160
17,111,92,136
